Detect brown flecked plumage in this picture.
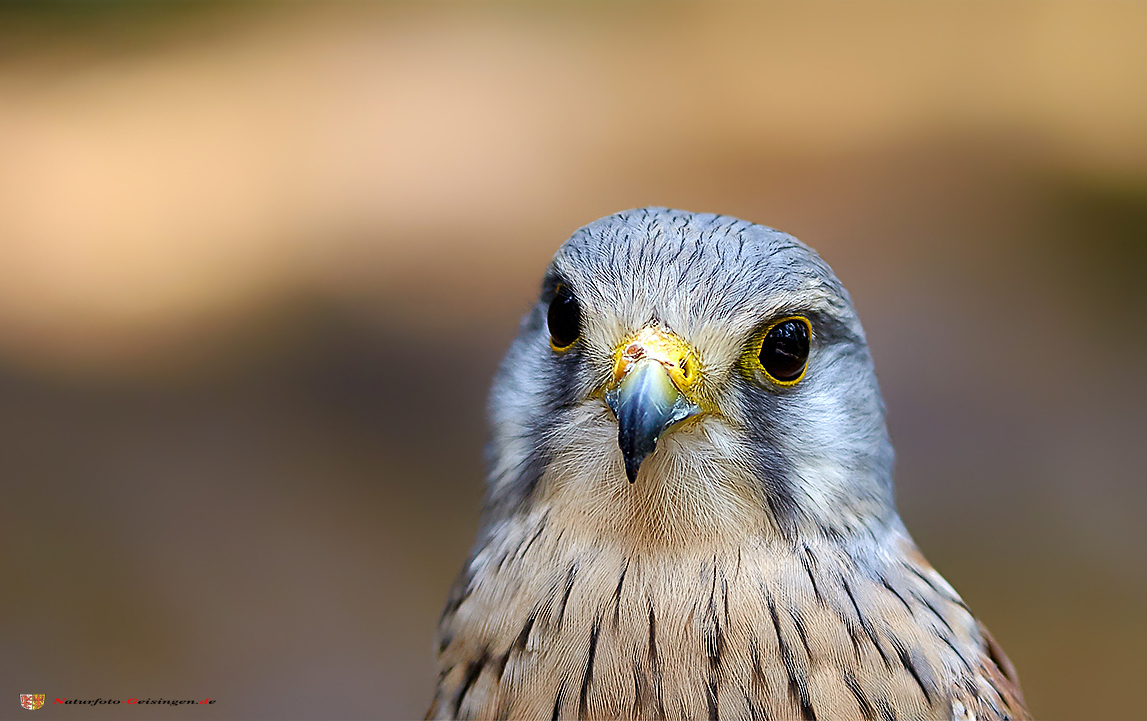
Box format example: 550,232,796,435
430,209,1028,721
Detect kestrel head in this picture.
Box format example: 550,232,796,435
486,208,896,545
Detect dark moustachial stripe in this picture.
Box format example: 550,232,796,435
453,648,489,719
741,391,801,537
842,669,876,721
768,595,816,721
761,474,798,540
506,294,580,510
577,617,601,720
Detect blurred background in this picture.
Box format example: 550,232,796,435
0,2,1144,718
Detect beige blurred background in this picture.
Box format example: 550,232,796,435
0,2,1144,718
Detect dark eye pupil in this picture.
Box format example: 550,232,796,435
759,319,809,382
547,285,581,349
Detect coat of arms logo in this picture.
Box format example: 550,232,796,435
19,695,45,711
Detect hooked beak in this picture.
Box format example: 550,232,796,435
604,328,702,483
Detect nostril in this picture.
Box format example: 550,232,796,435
674,356,694,385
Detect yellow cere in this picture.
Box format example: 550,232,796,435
611,326,699,392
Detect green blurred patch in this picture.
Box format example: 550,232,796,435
1047,177,1147,336
0,0,267,60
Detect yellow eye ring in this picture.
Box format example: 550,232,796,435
746,315,812,386
550,337,577,353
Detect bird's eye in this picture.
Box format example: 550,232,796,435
547,284,581,351
756,317,811,385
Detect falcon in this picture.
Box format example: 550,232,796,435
430,208,1028,721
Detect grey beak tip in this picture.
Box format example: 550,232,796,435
624,455,643,483
619,421,656,484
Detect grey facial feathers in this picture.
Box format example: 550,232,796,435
485,207,895,538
